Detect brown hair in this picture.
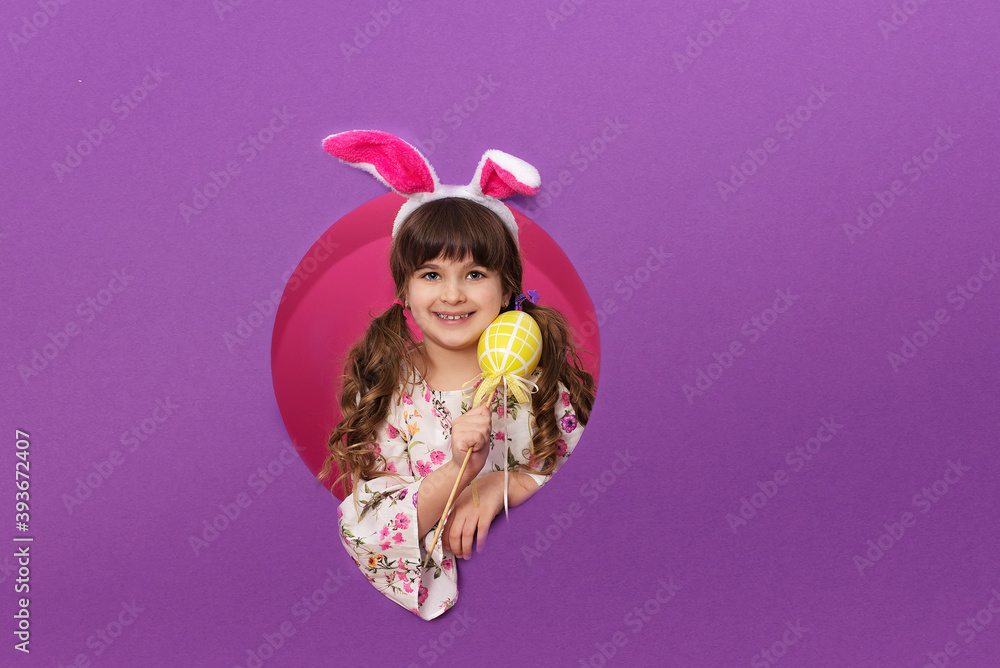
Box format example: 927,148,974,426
321,197,596,496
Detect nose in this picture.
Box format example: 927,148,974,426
440,276,466,304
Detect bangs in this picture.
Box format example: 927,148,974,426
393,198,514,276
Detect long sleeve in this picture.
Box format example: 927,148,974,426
336,392,457,620
336,374,587,620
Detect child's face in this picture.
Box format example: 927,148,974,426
405,253,510,357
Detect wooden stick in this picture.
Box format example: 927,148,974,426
422,447,473,569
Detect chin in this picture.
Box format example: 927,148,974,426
436,335,479,350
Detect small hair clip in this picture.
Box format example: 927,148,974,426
514,289,540,311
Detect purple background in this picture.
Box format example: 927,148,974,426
3,1,1000,666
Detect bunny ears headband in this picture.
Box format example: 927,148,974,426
322,130,541,245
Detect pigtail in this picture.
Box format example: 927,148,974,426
518,301,596,476
320,194,596,492
322,301,417,496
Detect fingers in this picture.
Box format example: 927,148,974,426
452,407,492,455
447,513,466,559
458,403,491,420
465,430,489,452
454,432,486,457
460,519,475,560
441,488,501,560
476,515,490,554
460,404,491,429
465,409,492,434
470,405,493,448
443,494,479,560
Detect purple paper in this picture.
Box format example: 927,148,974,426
3,1,1000,666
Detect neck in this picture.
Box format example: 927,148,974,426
416,342,481,391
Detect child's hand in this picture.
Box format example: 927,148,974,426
448,403,492,480
442,474,504,559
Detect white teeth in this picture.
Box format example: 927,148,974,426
437,313,471,320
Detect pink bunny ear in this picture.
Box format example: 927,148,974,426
323,130,437,195
472,149,541,199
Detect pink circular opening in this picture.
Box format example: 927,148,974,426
271,193,601,499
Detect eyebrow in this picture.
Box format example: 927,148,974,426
415,261,486,271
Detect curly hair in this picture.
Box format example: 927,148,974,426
320,197,596,496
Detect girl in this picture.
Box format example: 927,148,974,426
320,132,595,620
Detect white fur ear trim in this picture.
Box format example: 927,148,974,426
325,130,535,246
471,150,541,199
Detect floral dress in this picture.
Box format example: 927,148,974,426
336,366,584,620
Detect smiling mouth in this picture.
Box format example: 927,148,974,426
435,312,473,321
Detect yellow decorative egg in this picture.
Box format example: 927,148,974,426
473,311,542,406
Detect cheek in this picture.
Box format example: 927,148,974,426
483,279,505,303
404,284,426,307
